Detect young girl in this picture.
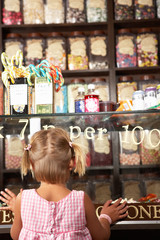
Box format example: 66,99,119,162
0,127,128,240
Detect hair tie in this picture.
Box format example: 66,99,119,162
24,144,32,151
69,141,72,148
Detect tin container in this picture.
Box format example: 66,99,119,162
144,87,157,109
132,90,145,110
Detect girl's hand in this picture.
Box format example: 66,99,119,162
101,198,128,224
0,188,20,212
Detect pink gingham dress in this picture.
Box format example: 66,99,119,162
19,189,92,240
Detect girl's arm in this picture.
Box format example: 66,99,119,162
10,192,22,240
84,193,128,240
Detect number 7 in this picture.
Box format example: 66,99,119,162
19,119,29,139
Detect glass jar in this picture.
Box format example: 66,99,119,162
117,76,137,102
132,90,145,110
44,0,65,24
140,130,160,165
88,31,108,69
23,0,44,24
90,133,112,166
135,0,155,19
139,75,159,91
93,176,111,204
144,87,157,109
156,0,160,18
66,0,85,23
91,78,109,102
4,33,24,63
86,0,107,23
119,131,140,165
114,0,134,20
24,33,45,66
116,29,137,68
68,31,88,70
54,85,68,113
67,78,87,113
45,32,66,70
137,29,158,67
0,79,3,115
2,0,23,25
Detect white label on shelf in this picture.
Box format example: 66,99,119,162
10,84,27,105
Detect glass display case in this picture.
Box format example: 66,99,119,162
0,110,160,236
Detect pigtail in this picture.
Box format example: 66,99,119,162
21,148,31,178
72,142,86,176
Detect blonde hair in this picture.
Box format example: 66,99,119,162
21,128,86,184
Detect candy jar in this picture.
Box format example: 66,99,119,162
23,0,44,24
67,78,87,113
139,75,159,91
45,32,66,70
86,0,107,22
68,31,88,70
0,78,3,115
117,76,137,102
137,28,158,67
54,85,68,113
116,29,137,68
135,0,155,19
24,33,45,66
85,84,99,112
114,0,134,20
91,78,109,102
90,133,112,166
4,33,24,63
88,31,108,69
119,131,140,165
156,0,160,18
2,0,23,25
44,0,65,24
66,0,85,23
140,130,160,165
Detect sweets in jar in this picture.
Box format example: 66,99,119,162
156,0,160,18
44,0,65,24
91,78,109,102
4,33,24,63
117,76,137,102
88,31,108,69
93,178,111,204
45,32,66,70
137,29,158,67
2,0,23,25
116,29,137,68
119,131,140,165
24,33,45,66
145,180,160,198
23,0,44,24
135,0,155,20
140,130,160,165
86,0,107,22
139,75,159,92
114,0,134,20
66,0,85,23
68,32,88,70
123,180,141,201
5,135,25,169
90,133,113,166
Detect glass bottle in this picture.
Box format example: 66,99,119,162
75,87,85,113
85,84,99,112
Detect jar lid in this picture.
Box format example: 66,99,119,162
70,31,84,36
6,33,21,38
71,78,85,84
145,87,156,92
28,32,42,38
90,30,105,35
88,84,95,89
118,29,131,34
119,76,133,82
48,32,62,37
138,28,151,33
140,75,155,81
91,78,106,83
